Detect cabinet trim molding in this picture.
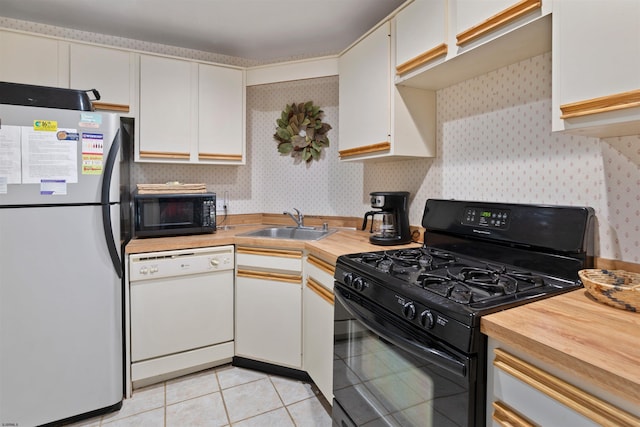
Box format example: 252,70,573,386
306,277,334,305
339,142,391,159
456,0,542,46
236,246,302,259
308,254,335,276
92,102,130,113
198,153,243,161
493,348,640,426
396,43,448,76
237,269,302,284
559,89,640,119
139,150,190,160
492,401,536,427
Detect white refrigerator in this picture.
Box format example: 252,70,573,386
0,104,130,426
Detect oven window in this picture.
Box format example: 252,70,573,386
333,297,475,427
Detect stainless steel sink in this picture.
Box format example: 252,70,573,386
238,226,336,241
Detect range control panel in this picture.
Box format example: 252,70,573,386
129,245,234,281
462,207,511,229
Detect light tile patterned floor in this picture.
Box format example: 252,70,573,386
64,365,332,427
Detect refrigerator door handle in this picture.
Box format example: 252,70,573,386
102,128,123,279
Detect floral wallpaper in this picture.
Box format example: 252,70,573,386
1,18,639,263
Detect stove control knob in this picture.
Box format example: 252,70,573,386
420,310,435,329
343,273,353,287
403,302,416,320
352,277,365,291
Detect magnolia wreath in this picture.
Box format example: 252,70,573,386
274,101,332,163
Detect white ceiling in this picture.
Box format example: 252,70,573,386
0,0,407,61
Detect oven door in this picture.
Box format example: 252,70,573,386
333,285,482,427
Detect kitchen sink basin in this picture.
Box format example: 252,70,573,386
239,226,336,241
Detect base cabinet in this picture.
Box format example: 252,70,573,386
235,247,303,369
487,338,640,427
303,255,335,403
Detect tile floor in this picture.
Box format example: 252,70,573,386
65,364,332,427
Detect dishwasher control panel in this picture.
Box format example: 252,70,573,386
129,245,234,281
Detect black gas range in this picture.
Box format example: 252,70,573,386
332,199,595,427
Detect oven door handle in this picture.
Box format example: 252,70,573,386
336,291,468,378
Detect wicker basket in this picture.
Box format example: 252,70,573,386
578,269,640,312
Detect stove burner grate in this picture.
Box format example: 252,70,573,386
349,248,550,306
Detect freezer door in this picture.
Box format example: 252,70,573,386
0,204,123,426
0,104,120,205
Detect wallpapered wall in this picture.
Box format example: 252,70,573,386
2,18,639,263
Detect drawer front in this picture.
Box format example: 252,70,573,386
306,254,335,291
236,246,302,273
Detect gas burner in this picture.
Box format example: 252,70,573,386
504,270,545,289
451,267,518,295
417,273,495,304
359,253,386,265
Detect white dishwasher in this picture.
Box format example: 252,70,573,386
129,245,234,388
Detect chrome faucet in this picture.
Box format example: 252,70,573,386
284,208,304,228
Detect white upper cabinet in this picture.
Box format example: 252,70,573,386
395,0,447,77
454,0,529,45
339,23,391,158
339,22,436,161
396,0,551,89
138,54,194,161
552,0,640,137
137,54,245,164
0,31,68,87
69,43,134,114
198,64,245,164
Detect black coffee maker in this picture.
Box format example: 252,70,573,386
361,191,412,245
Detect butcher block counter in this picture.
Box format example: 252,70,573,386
482,289,640,413
125,225,420,260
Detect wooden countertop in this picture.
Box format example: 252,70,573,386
125,225,420,262
481,289,640,406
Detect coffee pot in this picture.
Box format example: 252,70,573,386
361,191,412,245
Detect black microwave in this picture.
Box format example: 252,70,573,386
134,192,216,237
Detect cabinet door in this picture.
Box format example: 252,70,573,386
235,275,302,368
454,0,544,47
198,64,245,163
70,43,132,112
139,55,193,160
552,0,640,136
338,22,391,156
395,0,447,75
303,273,334,402
0,31,67,87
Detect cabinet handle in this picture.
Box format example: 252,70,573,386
139,150,190,160
199,153,243,161
339,142,391,159
92,102,130,113
456,0,542,47
237,269,302,284
560,89,640,119
396,43,448,76
306,277,334,305
308,254,335,276
492,401,537,427
236,246,302,259
493,348,640,426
